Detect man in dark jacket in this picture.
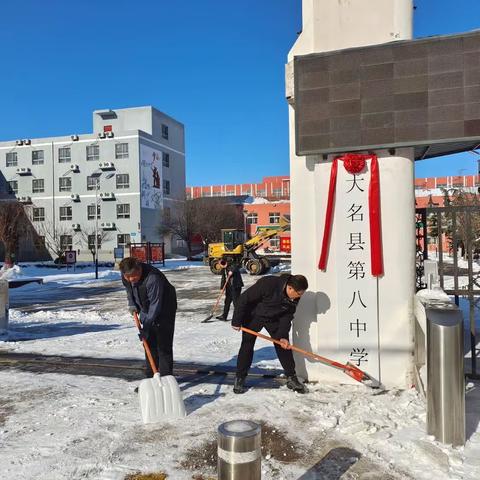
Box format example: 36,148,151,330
120,257,177,377
216,260,244,321
231,273,308,394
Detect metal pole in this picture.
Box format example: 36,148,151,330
426,303,465,446
95,178,99,280
218,420,261,480
0,279,8,334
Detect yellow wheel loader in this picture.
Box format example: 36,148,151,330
207,216,290,275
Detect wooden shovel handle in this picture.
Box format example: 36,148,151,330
211,271,233,315
134,311,159,375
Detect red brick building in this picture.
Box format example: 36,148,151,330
187,174,480,254
186,176,290,200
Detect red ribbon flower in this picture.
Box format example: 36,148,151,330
343,153,366,174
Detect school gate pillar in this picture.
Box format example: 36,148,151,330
287,0,416,388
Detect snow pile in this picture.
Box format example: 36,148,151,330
0,264,23,280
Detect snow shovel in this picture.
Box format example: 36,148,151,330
240,327,382,389
133,312,186,422
201,271,233,323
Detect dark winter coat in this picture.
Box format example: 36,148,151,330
232,274,299,340
220,264,244,290
122,263,177,331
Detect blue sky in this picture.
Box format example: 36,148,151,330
0,0,479,185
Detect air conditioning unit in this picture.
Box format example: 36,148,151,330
99,192,115,200
71,134,79,141
100,222,116,230
99,161,115,170
15,139,24,146
69,164,80,172
106,131,114,138
98,132,106,139
18,196,32,204
23,139,31,145
16,167,32,175
70,194,80,202
72,223,81,231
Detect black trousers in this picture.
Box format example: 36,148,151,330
236,317,296,378
222,286,242,318
144,321,175,377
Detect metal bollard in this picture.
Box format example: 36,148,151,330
426,303,465,446
0,279,8,333
218,420,261,480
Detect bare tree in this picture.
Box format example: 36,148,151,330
0,201,31,263
194,197,243,243
159,201,197,259
78,227,113,262
158,198,243,259
441,187,480,258
36,220,75,261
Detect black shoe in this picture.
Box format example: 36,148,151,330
286,375,308,394
216,315,227,321
233,376,247,394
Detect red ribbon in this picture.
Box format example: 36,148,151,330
318,153,383,277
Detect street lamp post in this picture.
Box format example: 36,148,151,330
95,177,99,279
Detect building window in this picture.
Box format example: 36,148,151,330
116,203,130,219
87,204,101,220
163,179,170,195
87,176,98,191
34,235,46,250
117,234,131,247
269,238,280,249
88,235,102,251
436,182,447,188
116,173,129,189
246,213,258,225
32,207,45,222
59,177,72,192
226,190,235,196
115,143,129,159
161,124,169,139
60,235,73,251
257,189,266,197
272,188,282,197
59,206,72,221
32,179,45,193
86,145,100,161
243,188,251,195
176,239,185,248
269,212,281,224
58,147,71,163
32,150,44,165
6,152,18,167
7,180,18,194
162,152,170,167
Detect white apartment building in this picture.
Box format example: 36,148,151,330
0,106,185,261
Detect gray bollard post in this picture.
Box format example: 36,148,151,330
426,303,465,446
0,279,9,333
218,420,261,480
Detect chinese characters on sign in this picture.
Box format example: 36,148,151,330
336,163,380,380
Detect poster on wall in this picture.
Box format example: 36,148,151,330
140,144,164,209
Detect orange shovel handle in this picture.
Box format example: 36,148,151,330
134,311,159,375
240,326,365,380
210,271,233,315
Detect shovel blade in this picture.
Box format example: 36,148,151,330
139,373,186,423
201,314,213,323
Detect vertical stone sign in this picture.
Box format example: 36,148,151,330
335,161,380,380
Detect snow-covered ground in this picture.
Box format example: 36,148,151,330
1,262,479,479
